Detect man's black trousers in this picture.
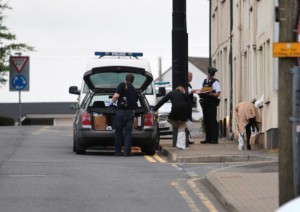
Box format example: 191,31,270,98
200,101,219,143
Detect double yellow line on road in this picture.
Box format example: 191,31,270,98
144,154,166,163
172,178,218,212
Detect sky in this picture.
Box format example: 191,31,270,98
1,0,209,103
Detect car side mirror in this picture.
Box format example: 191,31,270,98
69,86,80,95
156,87,166,97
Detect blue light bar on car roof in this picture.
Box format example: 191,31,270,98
95,52,143,57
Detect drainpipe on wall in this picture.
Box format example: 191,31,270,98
158,56,162,81
229,0,233,133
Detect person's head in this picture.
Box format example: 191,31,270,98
207,67,218,78
125,74,134,83
188,71,193,82
175,86,185,94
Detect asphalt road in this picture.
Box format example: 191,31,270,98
0,126,228,212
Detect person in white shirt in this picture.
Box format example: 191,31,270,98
194,67,221,144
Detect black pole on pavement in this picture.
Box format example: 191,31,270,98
15,52,22,126
172,0,188,147
172,0,188,91
208,0,212,67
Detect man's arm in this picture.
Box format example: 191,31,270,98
153,92,171,112
109,93,120,107
212,80,221,97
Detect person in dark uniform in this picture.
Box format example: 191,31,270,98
109,74,138,156
153,86,192,150
196,67,221,144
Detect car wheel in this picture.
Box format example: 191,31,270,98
75,139,86,155
143,149,155,156
154,128,160,150
75,147,86,155
141,145,155,156
73,133,76,152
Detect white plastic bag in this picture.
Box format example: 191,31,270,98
176,131,186,149
238,133,245,150
186,120,193,131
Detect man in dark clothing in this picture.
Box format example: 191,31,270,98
153,86,192,150
196,67,221,144
109,74,138,156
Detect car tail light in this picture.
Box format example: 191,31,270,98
81,112,91,128
144,113,154,127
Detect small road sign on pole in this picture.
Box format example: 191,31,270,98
11,75,27,90
9,56,30,91
11,57,29,73
273,42,300,57
9,54,30,126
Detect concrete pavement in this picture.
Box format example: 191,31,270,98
158,125,279,212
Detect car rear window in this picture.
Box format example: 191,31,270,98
89,72,147,90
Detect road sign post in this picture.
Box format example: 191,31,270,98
9,55,30,126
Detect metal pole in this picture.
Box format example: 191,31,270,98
158,56,162,81
15,52,22,126
172,0,188,147
290,66,300,197
18,90,22,126
229,0,233,133
208,0,211,66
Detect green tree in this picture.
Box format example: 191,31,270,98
0,1,33,86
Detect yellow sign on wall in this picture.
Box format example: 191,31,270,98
273,43,300,57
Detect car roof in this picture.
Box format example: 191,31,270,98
85,57,151,72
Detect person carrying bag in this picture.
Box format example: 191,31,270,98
153,86,192,150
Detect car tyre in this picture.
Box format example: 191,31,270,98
76,147,86,155
143,149,155,156
142,144,156,156
73,133,77,152
75,139,86,155
154,126,160,150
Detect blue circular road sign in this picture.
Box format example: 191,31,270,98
12,75,27,90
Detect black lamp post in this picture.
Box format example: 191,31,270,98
172,0,188,91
